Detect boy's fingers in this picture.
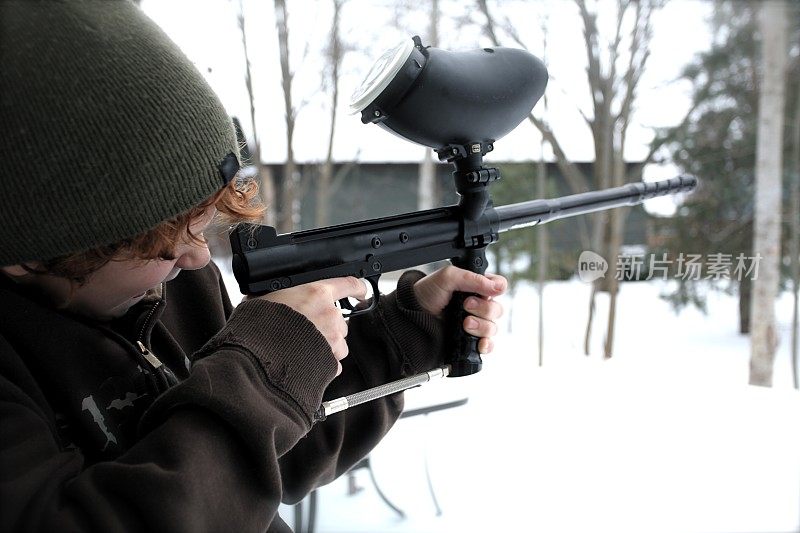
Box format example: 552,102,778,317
331,339,349,361
324,277,368,302
463,297,503,320
478,338,494,354
463,316,498,338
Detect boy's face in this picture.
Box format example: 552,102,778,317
2,207,217,321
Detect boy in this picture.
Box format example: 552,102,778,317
0,1,505,531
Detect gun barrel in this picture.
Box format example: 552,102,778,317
495,175,697,233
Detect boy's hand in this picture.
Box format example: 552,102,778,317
413,266,506,355
256,277,366,376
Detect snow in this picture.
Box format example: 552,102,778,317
218,262,800,533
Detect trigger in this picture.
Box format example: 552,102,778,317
339,276,380,318
360,277,376,301
338,297,356,311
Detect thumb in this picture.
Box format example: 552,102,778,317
444,267,504,298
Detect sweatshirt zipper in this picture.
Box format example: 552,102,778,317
137,300,164,368
134,289,172,393
137,298,163,347
136,284,165,368
136,340,163,369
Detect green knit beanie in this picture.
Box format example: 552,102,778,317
0,0,240,266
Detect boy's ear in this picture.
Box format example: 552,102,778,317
1,265,31,277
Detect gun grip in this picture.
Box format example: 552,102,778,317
445,248,487,377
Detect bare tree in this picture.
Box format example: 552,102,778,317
478,0,666,358
750,0,788,386
599,0,656,359
274,0,299,233
418,0,440,216
237,0,276,226
537,16,550,367
317,0,345,227
791,83,800,389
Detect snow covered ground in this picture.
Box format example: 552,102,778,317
218,264,800,533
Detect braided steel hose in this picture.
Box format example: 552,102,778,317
314,366,450,421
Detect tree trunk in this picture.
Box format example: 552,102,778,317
790,78,800,389
237,0,275,226
418,0,439,213
537,151,548,366
739,276,752,335
582,0,618,353
318,0,343,228
584,285,596,355
274,0,298,233
587,94,616,354
318,164,332,227
414,0,440,274
537,23,549,366
749,0,787,387
419,150,437,211
604,148,627,359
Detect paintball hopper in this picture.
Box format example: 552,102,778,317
350,36,548,149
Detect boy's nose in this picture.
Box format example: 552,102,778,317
175,242,211,271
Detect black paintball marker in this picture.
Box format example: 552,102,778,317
229,36,697,419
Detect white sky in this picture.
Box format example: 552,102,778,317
140,0,713,213
140,0,711,160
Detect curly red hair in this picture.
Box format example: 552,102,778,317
28,177,264,284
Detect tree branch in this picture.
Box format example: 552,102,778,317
478,0,592,194
576,0,604,117
529,114,592,193
476,0,501,47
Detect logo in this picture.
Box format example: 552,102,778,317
578,251,608,282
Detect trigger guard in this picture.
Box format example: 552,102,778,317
340,277,380,318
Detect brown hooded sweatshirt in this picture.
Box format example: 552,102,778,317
0,263,444,532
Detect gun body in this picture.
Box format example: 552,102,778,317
230,176,696,296
232,207,462,296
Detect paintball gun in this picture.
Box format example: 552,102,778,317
229,36,697,419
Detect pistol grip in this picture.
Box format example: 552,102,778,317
445,248,487,377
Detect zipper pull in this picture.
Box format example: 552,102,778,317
136,340,164,369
